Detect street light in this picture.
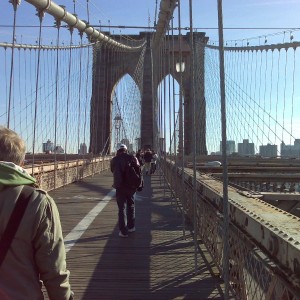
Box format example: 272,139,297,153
114,114,122,150
176,61,185,73
175,61,185,158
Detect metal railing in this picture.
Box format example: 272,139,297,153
162,158,300,299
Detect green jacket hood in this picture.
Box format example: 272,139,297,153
0,162,36,187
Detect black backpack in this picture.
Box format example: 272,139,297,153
123,155,142,190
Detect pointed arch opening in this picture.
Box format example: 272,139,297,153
111,74,141,154
157,74,182,155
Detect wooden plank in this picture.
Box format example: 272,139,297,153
44,170,226,299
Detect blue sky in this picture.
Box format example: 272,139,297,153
1,0,300,154
2,0,300,45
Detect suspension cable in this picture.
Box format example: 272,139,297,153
217,0,230,298
31,9,44,173
7,0,20,128
63,26,74,184
77,32,84,177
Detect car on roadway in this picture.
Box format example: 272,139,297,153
204,161,222,167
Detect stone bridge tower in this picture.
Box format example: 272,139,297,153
90,31,208,155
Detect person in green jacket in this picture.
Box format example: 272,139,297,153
0,126,73,300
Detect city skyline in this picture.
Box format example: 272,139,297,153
214,138,300,158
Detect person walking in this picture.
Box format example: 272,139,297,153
135,149,144,167
150,151,158,174
143,148,153,175
0,126,73,300
110,144,142,238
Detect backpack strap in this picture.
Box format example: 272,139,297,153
0,185,34,267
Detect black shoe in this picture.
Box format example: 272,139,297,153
119,231,129,238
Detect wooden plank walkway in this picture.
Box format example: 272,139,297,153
47,170,226,300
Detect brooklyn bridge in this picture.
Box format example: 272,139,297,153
1,0,300,299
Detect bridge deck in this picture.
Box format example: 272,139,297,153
47,170,226,300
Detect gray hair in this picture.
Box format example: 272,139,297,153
0,126,26,165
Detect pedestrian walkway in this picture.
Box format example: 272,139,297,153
47,170,226,299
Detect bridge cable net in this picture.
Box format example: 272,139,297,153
153,2,300,299
2,0,300,298
0,0,145,190
205,32,300,159
202,31,300,298
110,46,145,153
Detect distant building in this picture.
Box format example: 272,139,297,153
129,143,134,153
79,143,87,155
220,140,236,155
43,139,54,153
281,139,300,158
238,139,255,156
259,144,277,157
211,151,221,155
54,145,64,154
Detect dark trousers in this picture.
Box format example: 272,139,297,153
150,162,156,174
116,188,135,234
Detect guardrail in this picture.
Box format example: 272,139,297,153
162,159,300,299
24,156,112,191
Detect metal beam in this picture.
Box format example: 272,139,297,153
24,0,145,51
152,0,177,48
181,166,300,282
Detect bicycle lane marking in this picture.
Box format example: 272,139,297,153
64,189,115,253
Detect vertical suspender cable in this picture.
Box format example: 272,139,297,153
290,49,296,146
99,43,105,152
168,31,172,157
64,27,74,184
32,10,44,173
7,0,20,128
95,42,102,154
85,0,90,155
161,44,163,152
177,0,186,239
158,45,163,153
102,45,108,153
164,34,168,185
267,50,274,143
171,19,177,165
161,41,165,156
53,20,61,189
18,44,21,129
217,0,230,298
84,42,90,155
168,26,173,192
281,49,288,144
188,0,198,274
86,0,90,24
77,33,83,179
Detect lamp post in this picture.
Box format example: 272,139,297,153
175,61,185,159
114,114,122,151
176,61,185,73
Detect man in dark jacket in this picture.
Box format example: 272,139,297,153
110,144,141,237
